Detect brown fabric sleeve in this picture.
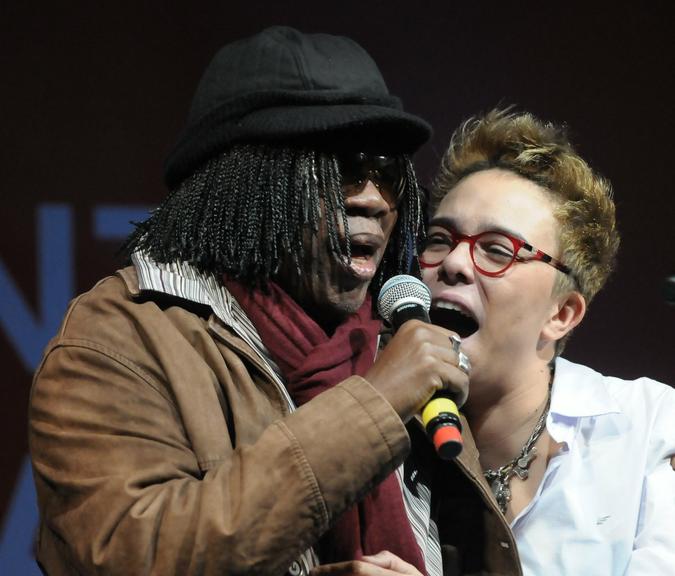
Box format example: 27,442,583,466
30,345,408,576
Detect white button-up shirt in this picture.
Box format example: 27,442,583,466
513,357,675,575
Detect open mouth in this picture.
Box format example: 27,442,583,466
349,241,377,260
341,234,382,280
429,301,479,338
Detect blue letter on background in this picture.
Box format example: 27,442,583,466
0,204,152,573
0,204,73,574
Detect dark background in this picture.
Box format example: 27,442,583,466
1,2,673,568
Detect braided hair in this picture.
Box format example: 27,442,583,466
124,143,425,295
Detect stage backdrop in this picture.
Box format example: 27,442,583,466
1,3,673,573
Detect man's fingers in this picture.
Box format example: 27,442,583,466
361,551,424,575
309,553,424,575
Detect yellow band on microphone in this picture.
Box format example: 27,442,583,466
421,396,459,428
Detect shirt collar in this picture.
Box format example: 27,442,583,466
550,357,622,418
132,250,215,308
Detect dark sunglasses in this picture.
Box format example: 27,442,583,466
337,152,404,205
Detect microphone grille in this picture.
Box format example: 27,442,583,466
377,274,432,323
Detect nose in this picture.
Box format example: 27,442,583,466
439,239,474,284
343,179,392,219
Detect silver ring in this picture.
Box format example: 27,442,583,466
450,334,471,374
458,351,471,375
449,334,461,353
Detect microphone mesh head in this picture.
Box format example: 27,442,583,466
377,274,432,322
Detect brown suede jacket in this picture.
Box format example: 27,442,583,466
29,267,521,576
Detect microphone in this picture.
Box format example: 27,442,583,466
377,274,464,459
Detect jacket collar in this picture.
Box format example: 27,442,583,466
118,260,296,412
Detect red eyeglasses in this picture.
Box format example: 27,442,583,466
419,228,571,277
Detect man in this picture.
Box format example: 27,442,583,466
29,27,476,575
421,108,675,574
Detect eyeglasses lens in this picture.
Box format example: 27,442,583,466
473,232,517,273
420,231,518,274
338,153,402,205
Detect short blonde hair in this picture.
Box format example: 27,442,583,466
431,108,620,307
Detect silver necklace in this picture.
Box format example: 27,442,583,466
483,376,552,514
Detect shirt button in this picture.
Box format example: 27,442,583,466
499,541,510,549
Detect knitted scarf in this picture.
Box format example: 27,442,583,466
223,278,424,571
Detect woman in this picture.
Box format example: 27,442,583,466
420,109,675,575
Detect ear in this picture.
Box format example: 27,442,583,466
541,290,586,343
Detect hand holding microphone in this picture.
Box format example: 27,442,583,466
365,274,470,459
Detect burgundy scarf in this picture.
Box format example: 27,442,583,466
223,278,424,571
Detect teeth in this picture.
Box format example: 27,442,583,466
436,301,473,319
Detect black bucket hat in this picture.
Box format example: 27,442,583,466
164,26,432,188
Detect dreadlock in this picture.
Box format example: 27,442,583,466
124,143,425,295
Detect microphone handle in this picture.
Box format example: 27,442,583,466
390,305,464,460
422,394,463,460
